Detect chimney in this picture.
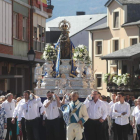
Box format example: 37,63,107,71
76,12,85,16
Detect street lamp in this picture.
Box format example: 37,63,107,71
27,47,35,90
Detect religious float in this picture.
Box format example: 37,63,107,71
34,20,95,98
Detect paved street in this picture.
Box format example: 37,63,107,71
109,134,133,140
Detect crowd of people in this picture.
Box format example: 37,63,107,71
0,90,139,140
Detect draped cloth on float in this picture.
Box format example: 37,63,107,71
54,40,77,78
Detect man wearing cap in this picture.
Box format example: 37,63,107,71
18,90,41,140
2,93,17,140
43,91,61,140
64,91,88,140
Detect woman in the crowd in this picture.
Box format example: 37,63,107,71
16,97,22,140
0,103,7,140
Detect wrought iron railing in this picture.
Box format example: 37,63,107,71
47,0,51,5
47,0,54,9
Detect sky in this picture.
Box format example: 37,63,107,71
46,0,107,22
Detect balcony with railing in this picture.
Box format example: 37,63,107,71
101,43,140,93
45,0,54,17
47,0,54,9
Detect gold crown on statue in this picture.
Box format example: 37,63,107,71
59,19,71,31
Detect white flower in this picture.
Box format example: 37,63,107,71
50,46,54,49
79,53,83,57
74,53,78,57
84,50,88,54
45,47,48,51
78,45,84,49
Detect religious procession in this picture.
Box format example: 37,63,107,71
0,90,139,140
1,0,140,140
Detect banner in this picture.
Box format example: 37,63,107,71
37,0,47,7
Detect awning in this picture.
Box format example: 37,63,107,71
101,43,140,60
0,75,23,79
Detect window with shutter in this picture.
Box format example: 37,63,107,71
13,14,16,38
13,13,18,38
23,17,27,41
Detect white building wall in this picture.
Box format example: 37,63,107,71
0,0,12,45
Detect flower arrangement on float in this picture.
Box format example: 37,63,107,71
73,44,91,64
42,44,57,61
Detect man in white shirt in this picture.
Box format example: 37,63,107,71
36,100,46,140
113,92,130,140
109,93,117,107
110,96,119,140
43,91,61,140
84,90,107,140
132,97,140,139
12,98,27,140
18,90,41,140
2,93,17,140
130,99,138,140
102,95,110,140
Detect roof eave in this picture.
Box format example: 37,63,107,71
100,56,130,60
105,0,122,7
86,27,109,32
122,23,140,27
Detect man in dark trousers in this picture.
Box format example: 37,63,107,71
43,91,61,140
2,93,17,140
113,92,130,140
18,90,41,140
84,90,107,140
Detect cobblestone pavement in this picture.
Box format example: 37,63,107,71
109,134,133,140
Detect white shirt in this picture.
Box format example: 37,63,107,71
113,101,130,125
130,106,135,121
43,99,60,120
36,101,44,117
13,99,25,118
2,99,16,118
103,101,110,116
18,98,41,121
109,101,115,107
132,106,140,125
110,103,116,119
84,99,107,120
